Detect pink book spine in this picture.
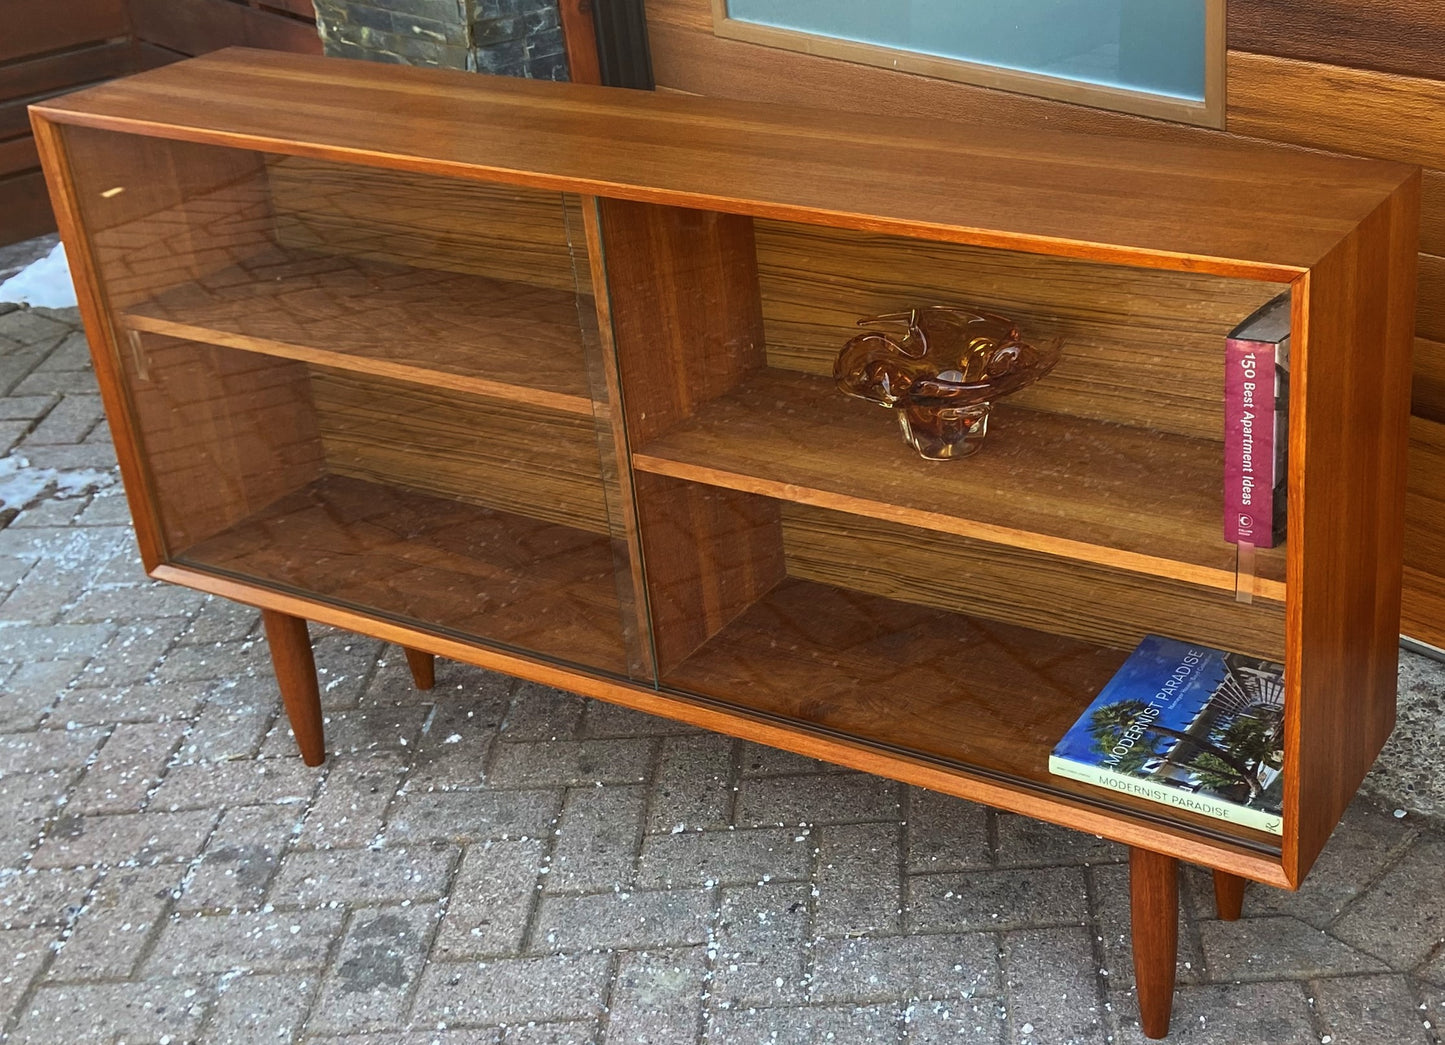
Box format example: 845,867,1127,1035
1224,337,1274,546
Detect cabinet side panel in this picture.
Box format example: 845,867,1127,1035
1287,178,1419,884
598,199,767,446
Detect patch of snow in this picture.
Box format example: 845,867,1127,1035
0,241,78,308
0,453,115,511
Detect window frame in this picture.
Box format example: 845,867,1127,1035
710,0,1226,128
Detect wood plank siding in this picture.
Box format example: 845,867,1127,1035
1,0,319,245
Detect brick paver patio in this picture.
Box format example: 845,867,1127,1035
2,281,1444,1044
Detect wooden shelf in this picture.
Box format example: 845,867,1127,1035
632,367,1287,601
663,576,1282,852
177,474,630,674
121,246,596,415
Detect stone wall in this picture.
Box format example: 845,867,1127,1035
313,0,569,79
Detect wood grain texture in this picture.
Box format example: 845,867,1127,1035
600,200,767,446
754,219,1280,440
128,0,323,57
0,41,138,104
261,609,326,765
1229,0,1445,82
31,48,1414,278
1130,848,1179,1039
151,557,1292,885
181,474,631,674
662,575,1281,853
122,245,597,414
0,138,41,179
0,0,128,65
781,504,1286,661
309,366,611,535
403,647,435,690
1227,54,1445,318
633,367,1288,600
1402,566,1445,652
1284,179,1419,885
1228,50,1445,173
1424,171,1445,260
1213,869,1247,921
558,0,602,86
1418,254,1445,343
1403,417,1445,649
267,156,592,294
1413,336,1445,423
0,170,54,244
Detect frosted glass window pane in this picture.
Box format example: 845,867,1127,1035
725,0,1206,101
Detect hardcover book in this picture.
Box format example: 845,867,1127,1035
1049,634,1285,835
1224,293,1291,548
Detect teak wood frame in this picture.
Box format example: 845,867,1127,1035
31,48,1418,1039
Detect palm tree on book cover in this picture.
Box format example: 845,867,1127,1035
1085,700,1280,799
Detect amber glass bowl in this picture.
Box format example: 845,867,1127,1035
834,306,1062,460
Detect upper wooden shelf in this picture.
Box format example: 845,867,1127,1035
632,367,1288,600
33,48,1415,280
120,246,595,415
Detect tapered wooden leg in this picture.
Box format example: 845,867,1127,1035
261,609,325,767
403,647,436,690
1212,869,1247,921
1130,847,1179,1040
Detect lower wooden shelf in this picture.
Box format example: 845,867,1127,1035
661,576,1283,853
176,474,632,675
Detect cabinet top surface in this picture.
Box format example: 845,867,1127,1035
34,47,1415,278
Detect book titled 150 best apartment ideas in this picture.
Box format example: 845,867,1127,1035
1049,634,1285,835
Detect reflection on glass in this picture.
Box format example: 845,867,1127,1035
834,306,1062,459
726,0,1207,101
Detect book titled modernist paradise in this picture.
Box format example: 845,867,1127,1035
1049,634,1285,835
1224,293,1291,548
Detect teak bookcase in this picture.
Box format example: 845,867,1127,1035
32,48,1418,1039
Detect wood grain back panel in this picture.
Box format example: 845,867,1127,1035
267,156,593,293
1229,0,1445,82
309,367,612,535
781,503,1286,661
754,219,1280,439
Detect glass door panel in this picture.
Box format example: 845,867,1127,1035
60,124,646,679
